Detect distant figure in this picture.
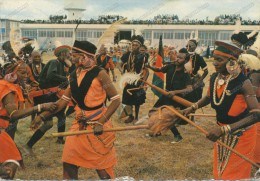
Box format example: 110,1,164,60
206,45,210,58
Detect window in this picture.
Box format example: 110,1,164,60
143,31,151,39
39,30,46,37
56,31,64,37
76,31,87,41
64,31,73,37
153,32,162,39
163,32,173,39
219,32,232,40
93,31,103,38
47,30,55,37
87,31,92,38
175,32,184,39
21,29,37,39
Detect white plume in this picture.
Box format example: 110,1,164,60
119,72,141,89
9,28,22,56
249,32,260,58
247,30,257,39
31,39,39,51
239,54,260,71
96,18,127,51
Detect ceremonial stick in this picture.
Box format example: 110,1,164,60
52,125,149,137
140,79,192,107
161,105,260,169
189,113,216,117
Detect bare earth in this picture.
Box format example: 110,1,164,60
13,54,256,180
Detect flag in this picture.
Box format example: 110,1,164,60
151,35,164,97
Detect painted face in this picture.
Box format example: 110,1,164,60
16,63,29,82
186,41,197,52
213,54,229,74
73,53,95,69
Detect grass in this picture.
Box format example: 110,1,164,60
12,53,255,180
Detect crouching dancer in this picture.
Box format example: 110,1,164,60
0,61,56,179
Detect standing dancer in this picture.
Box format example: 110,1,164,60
31,40,120,179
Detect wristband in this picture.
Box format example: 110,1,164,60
39,114,46,121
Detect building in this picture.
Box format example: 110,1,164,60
20,22,260,50
0,19,20,46
1,18,259,50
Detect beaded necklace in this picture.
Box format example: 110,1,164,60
32,63,42,77
213,73,233,106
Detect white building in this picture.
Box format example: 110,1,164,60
64,0,86,21
19,23,260,50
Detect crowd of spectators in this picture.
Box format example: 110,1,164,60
21,14,260,25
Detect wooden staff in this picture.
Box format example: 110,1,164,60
189,113,216,117
52,125,149,137
161,105,260,169
140,80,192,107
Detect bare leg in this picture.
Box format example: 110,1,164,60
63,162,78,180
134,104,140,120
96,169,111,180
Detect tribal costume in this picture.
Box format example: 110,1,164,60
0,80,23,163
62,66,116,178
209,72,256,179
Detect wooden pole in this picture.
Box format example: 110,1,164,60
161,105,260,169
52,125,149,137
189,113,216,117
141,80,192,107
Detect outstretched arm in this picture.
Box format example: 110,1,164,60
3,93,57,121
30,87,71,129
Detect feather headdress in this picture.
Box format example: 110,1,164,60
119,72,141,89
9,28,22,56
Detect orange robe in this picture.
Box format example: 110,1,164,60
208,82,257,179
0,80,24,163
62,69,116,178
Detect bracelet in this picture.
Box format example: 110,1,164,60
39,114,46,122
10,110,17,119
95,121,103,126
191,103,198,111
38,104,41,112
225,125,231,134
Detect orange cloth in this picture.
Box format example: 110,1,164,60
207,82,247,116
0,80,24,163
100,55,115,71
0,80,24,129
62,69,116,178
0,130,22,163
255,121,260,163
213,125,257,180
208,81,257,179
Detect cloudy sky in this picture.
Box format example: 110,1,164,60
0,0,260,21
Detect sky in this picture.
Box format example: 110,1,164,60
0,0,260,21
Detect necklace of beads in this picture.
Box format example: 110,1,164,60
32,63,42,77
213,73,233,106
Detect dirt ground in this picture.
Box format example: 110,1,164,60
13,54,257,180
